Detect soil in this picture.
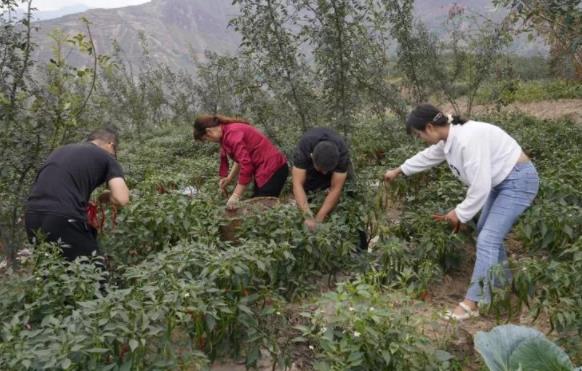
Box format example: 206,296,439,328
7,99,577,370
444,98,582,125
208,194,560,370
491,99,582,124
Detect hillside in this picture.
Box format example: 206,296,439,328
31,0,240,71
29,0,545,73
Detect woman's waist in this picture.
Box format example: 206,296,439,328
517,151,530,164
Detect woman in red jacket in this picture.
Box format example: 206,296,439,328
194,115,289,209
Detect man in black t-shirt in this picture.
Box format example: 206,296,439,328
25,128,130,261
292,127,352,231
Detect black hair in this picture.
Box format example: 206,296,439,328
193,114,250,141
87,127,118,145
312,141,339,173
405,103,467,135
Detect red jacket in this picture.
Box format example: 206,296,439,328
219,123,287,187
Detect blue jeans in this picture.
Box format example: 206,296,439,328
466,161,539,303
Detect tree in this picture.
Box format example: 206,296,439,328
494,0,582,80
347,0,407,121
299,0,370,136
231,0,317,131
382,0,429,104
1,4,103,263
193,51,250,117
384,1,511,116
0,0,39,263
193,51,286,142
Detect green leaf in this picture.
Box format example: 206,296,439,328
71,344,83,352
86,348,109,353
475,325,545,371
347,351,363,365
129,339,139,352
238,304,253,315
61,358,72,369
563,225,574,239
381,350,391,365
294,325,311,333
435,349,454,362
119,359,133,371
291,336,308,343
508,337,574,371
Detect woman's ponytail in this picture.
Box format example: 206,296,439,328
450,114,467,125
406,104,469,134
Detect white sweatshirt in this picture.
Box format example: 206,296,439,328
400,121,523,223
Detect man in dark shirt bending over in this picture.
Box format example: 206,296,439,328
25,128,130,261
292,127,351,232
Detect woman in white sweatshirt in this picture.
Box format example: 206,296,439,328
384,104,539,320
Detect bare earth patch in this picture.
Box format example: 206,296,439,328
444,98,582,124
412,233,554,370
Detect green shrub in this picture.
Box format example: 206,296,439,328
297,279,453,370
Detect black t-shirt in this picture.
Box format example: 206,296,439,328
26,142,124,220
293,127,350,179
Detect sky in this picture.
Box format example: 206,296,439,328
24,0,151,11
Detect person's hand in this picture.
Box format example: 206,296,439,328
383,167,401,183
219,177,232,196
432,209,461,233
304,218,319,232
226,193,241,210
97,190,112,204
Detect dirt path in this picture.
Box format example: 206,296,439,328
408,231,556,370
447,98,582,124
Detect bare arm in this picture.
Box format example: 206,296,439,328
232,182,247,198
226,181,248,210
292,167,310,215
107,177,130,206
220,162,241,194
383,167,403,182
228,162,241,180
315,172,347,222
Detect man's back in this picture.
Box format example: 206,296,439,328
26,142,123,221
293,127,350,175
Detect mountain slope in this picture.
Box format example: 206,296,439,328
30,0,544,72
31,0,240,71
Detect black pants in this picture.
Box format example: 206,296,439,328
253,163,289,197
25,213,100,261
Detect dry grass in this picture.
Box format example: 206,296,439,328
444,98,582,125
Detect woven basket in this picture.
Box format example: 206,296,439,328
220,196,281,242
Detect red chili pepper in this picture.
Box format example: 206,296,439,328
99,204,105,232
86,201,100,231
86,201,112,233
111,206,118,231
198,335,206,350
419,291,432,302
118,342,130,361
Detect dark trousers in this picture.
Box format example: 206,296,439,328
253,163,289,198
25,213,100,261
